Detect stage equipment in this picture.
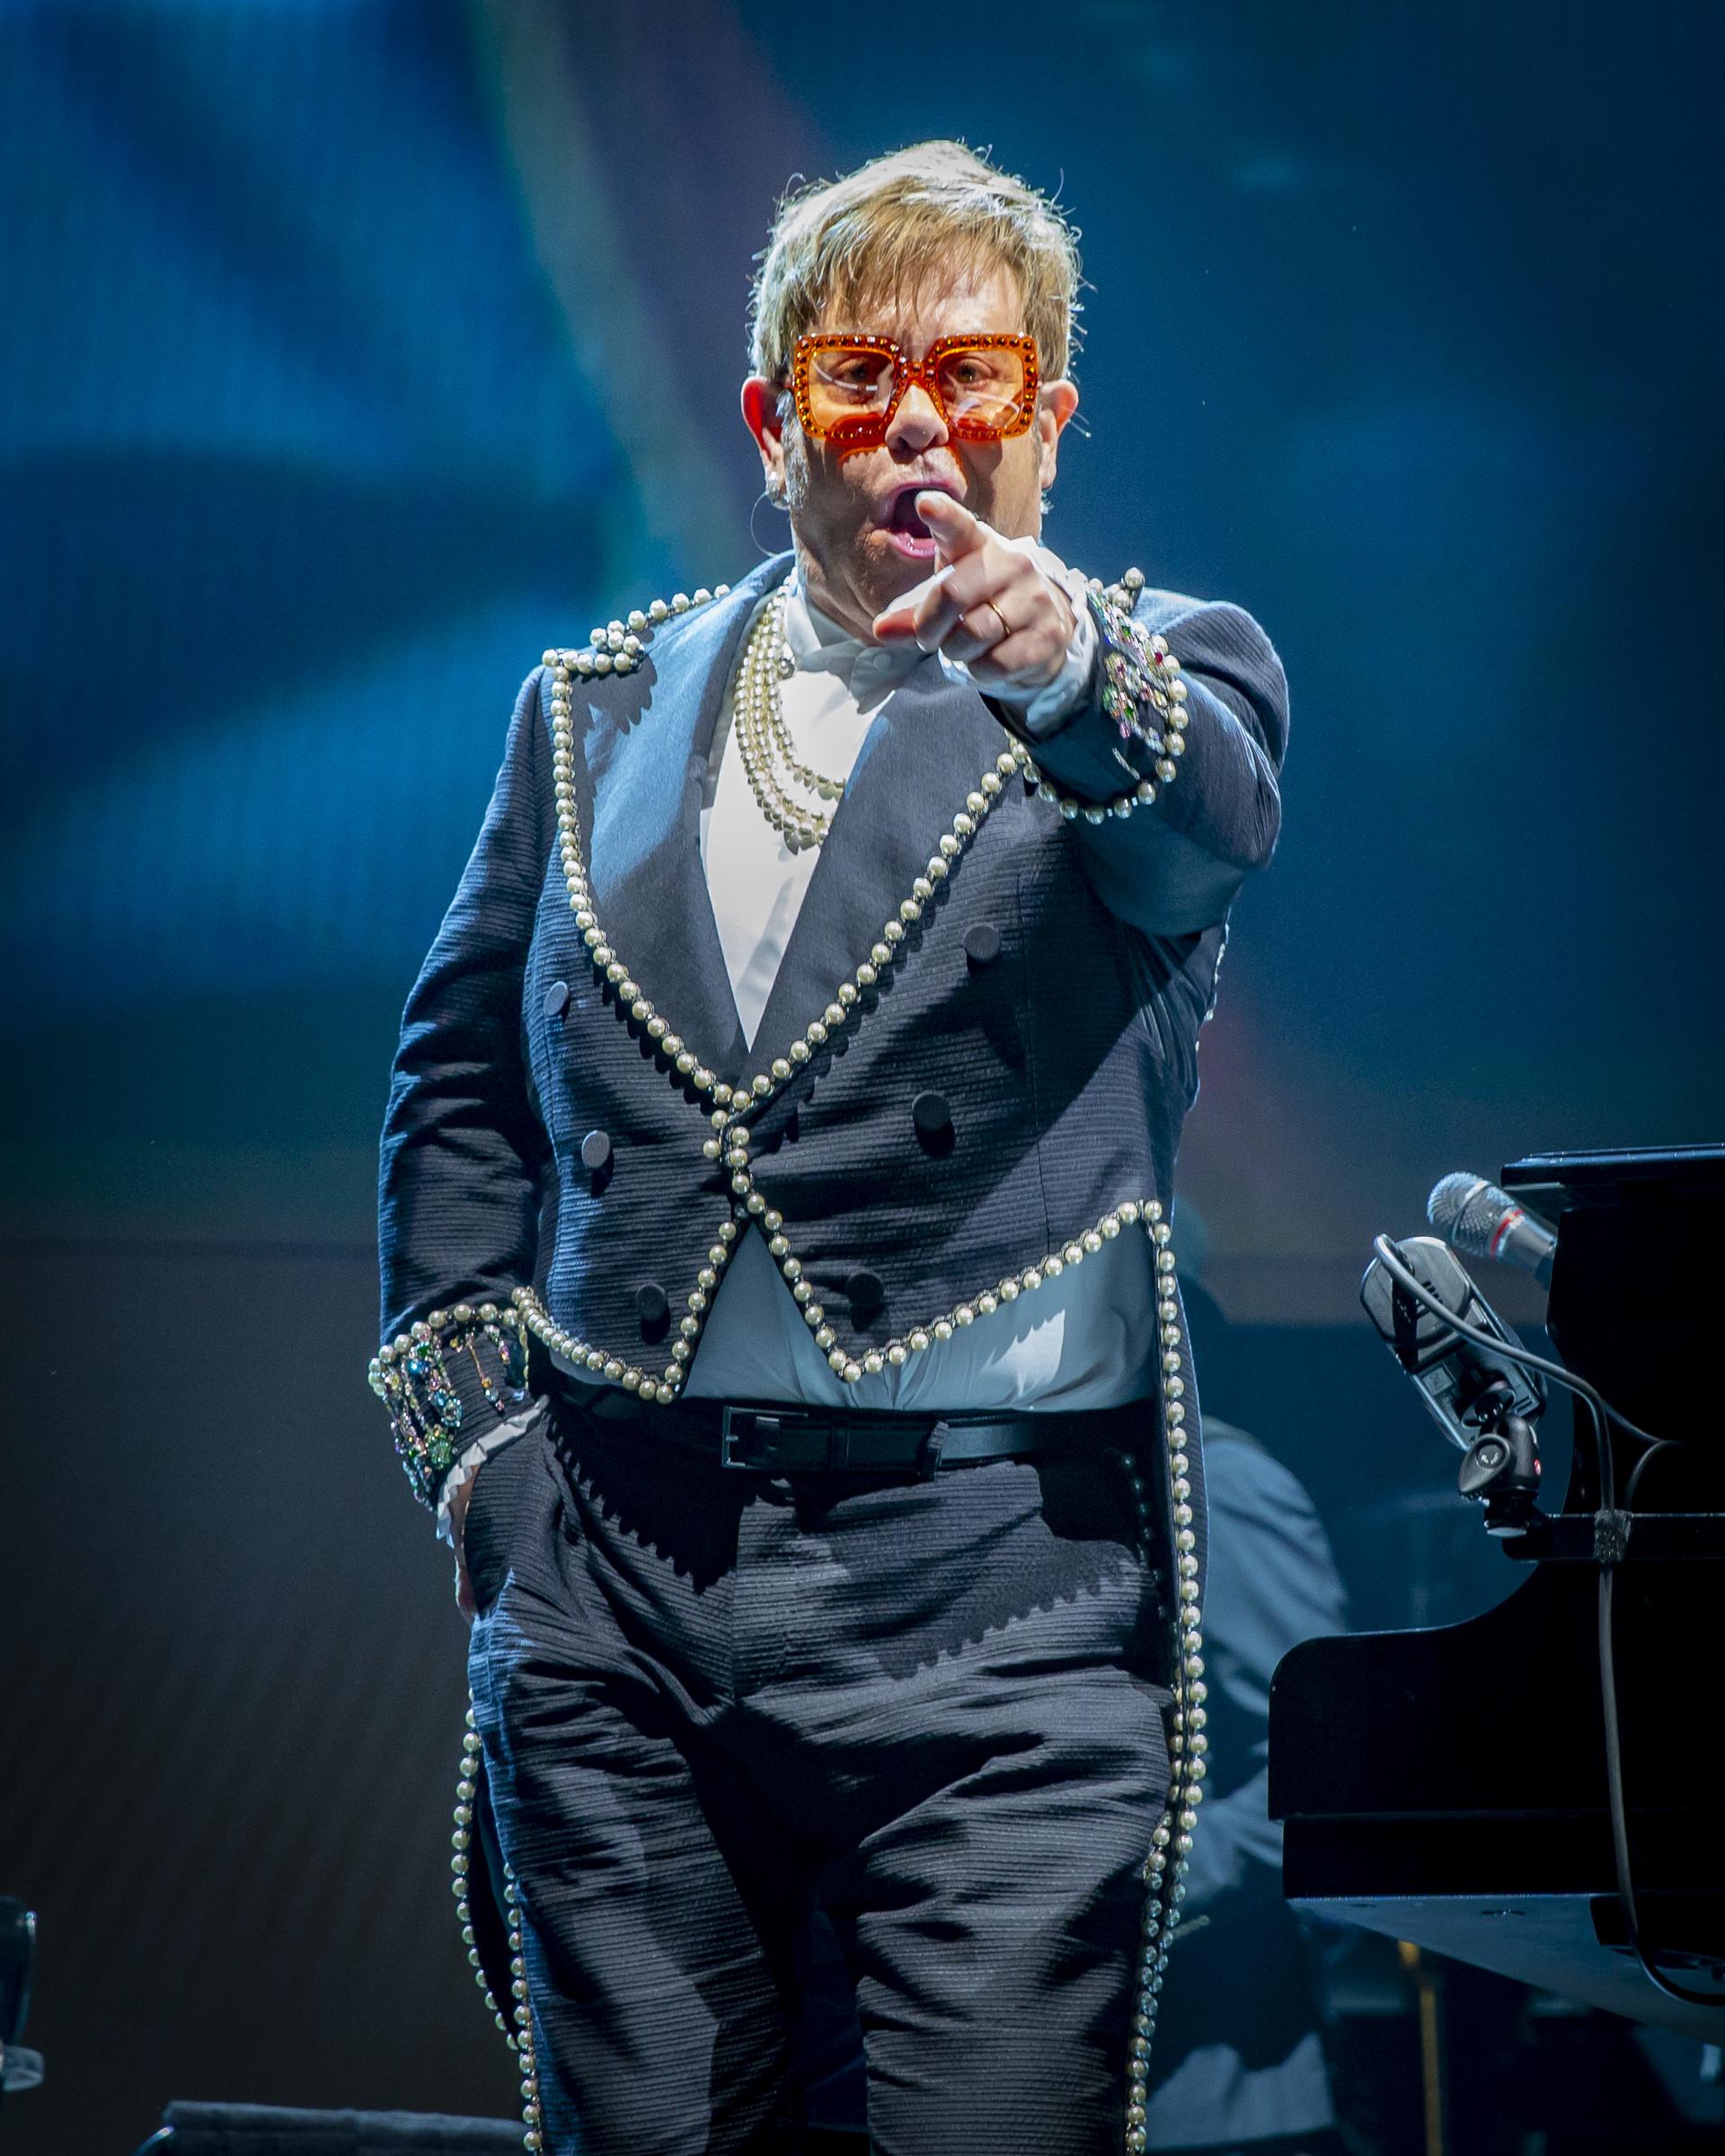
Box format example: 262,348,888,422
1360,1234,1545,1533
1428,1170,1558,1286
0,1896,42,2104
136,2102,866,2153
134,2107,526,2152
1271,1144,1725,2037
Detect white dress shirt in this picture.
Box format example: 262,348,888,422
682,551,1160,1411
438,543,1159,1539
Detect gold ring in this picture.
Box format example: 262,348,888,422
983,599,1013,642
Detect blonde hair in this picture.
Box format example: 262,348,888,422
748,140,1082,386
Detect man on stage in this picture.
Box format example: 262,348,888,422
370,139,1287,2154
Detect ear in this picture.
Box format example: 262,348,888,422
1035,379,1080,495
742,376,790,498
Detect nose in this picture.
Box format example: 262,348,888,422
885,376,949,455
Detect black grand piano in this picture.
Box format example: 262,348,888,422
1269,1144,1725,2041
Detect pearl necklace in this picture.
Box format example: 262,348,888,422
732,591,846,852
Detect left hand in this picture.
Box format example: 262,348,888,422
871,492,1077,689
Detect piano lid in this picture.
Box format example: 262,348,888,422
1271,1136,1725,2037
1501,1142,1725,1216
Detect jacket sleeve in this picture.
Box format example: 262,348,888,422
372,665,554,1502
992,588,1288,939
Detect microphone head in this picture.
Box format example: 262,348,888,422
1427,1171,1509,1258
1429,1171,1557,1283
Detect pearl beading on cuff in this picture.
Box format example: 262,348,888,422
368,1303,531,1507
1016,567,1189,825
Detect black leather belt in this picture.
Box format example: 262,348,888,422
558,1379,1147,1477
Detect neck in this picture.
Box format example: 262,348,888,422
788,532,882,647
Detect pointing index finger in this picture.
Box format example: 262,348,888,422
916,490,986,559
871,562,955,643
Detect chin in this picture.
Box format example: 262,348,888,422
858,529,934,601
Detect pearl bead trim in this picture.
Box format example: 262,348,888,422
745,1197,1166,1386
1103,1209,1205,2150
543,584,729,684
549,618,1017,1121
529,567,1198,1405
512,1278,703,1407
487,1248,1208,2155
438,574,1204,2146
1016,568,1189,825
452,1708,547,2150
369,1302,530,1507
544,588,1024,1396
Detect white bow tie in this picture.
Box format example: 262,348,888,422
782,570,927,691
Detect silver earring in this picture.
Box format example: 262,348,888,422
749,487,789,555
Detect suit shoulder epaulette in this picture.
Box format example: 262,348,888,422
540,581,732,683
1092,564,1149,611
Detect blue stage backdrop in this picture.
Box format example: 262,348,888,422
3,0,1721,1317
3,8,1722,2154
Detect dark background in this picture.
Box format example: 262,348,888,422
4,3,1721,2150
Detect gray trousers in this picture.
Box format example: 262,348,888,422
464,1401,1174,2155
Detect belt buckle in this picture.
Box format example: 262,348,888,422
721,1406,825,1471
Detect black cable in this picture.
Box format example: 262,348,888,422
1370,1235,1670,1455
1597,1548,1722,2010
1376,1237,1724,2017
1623,1438,1681,1510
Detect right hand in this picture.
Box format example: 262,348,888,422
447,1468,481,1623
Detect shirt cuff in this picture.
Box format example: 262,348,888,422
939,538,1098,738
435,1401,545,1548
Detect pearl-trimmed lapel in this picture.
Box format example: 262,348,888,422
748,657,1008,1071
574,555,789,1088
568,551,1009,1096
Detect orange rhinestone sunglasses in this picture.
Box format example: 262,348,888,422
789,331,1040,451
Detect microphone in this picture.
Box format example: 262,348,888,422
1361,1234,1547,1532
1427,1171,1557,1287
1360,1236,1545,1452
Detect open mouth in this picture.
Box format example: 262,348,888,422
887,490,934,539
880,483,956,557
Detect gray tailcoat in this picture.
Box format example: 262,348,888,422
378,550,1288,1588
